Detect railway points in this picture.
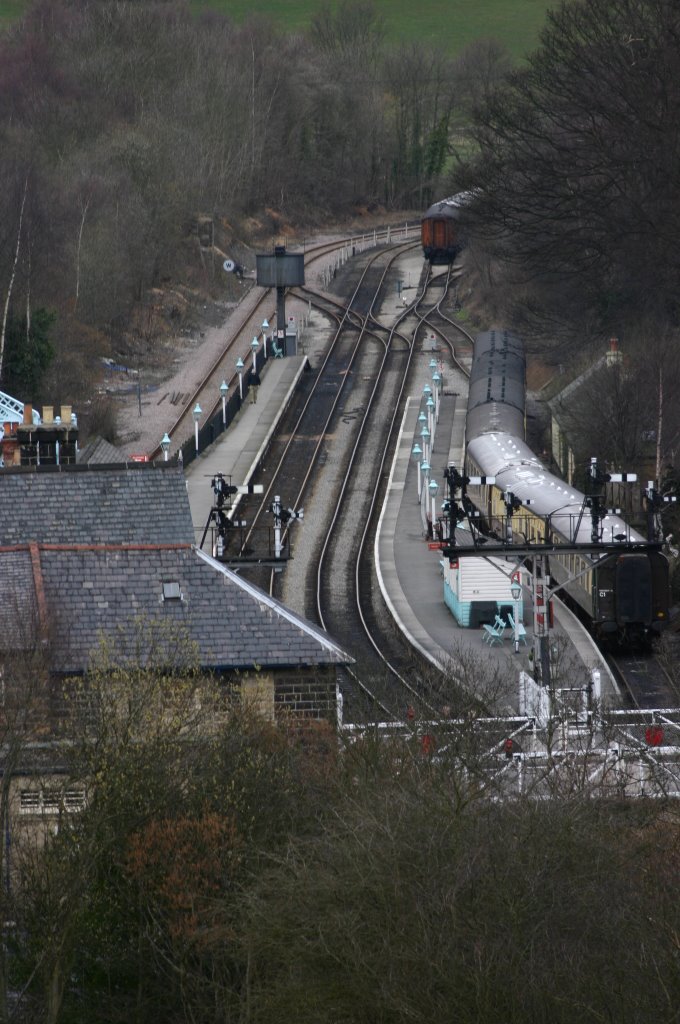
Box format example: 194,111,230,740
174,234,662,727
167,208,680,782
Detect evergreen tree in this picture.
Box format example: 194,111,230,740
2,308,55,399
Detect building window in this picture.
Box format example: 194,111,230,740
20,788,86,815
162,581,182,601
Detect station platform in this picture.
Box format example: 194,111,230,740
375,344,618,706
184,355,308,537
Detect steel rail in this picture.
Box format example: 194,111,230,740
236,240,419,557
148,227,413,458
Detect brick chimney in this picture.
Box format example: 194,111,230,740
606,337,623,367
16,401,79,466
0,421,20,466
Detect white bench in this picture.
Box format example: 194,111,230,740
507,612,527,645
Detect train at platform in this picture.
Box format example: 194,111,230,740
460,328,670,645
421,192,471,264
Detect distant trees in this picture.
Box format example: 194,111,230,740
466,0,680,343
0,0,489,405
384,42,457,207
243,744,680,1024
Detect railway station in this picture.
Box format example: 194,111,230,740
173,251,680,799
182,249,617,718
3,227,680,796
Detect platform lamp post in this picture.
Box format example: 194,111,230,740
432,371,441,421
420,425,430,465
160,432,171,462
262,319,269,359
421,460,430,509
510,577,522,654
412,443,423,500
236,357,244,401
429,477,439,538
427,395,435,438
429,358,438,391
193,403,202,454
251,336,259,371
220,380,228,428
423,383,433,432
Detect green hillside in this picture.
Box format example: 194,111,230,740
190,0,551,57
1,0,551,58
0,1,24,22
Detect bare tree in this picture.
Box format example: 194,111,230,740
467,0,680,336
0,177,28,385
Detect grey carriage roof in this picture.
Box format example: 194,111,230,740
0,463,194,546
0,543,352,672
466,329,526,442
464,329,643,545
466,431,644,546
422,191,474,220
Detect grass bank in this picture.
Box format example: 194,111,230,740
191,0,550,59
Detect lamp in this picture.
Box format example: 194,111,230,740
432,371,441,422
219,380,228,427
420,425,430,463
262,318,269,359
426,394,435,434
236,357,244,401
251,336,259,371
429,477,439,537
160,432,171,461
412,443,423,500
510,578,522,654
192,403,202,454
420,459,430,500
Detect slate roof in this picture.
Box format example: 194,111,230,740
0,463,352,673
1,543,351,672
0,548,39,647
0,463,194,546
76,437,126,465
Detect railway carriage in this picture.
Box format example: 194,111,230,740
462,329,669,643
421,192,471,265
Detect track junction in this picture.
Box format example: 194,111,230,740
166,231,680,793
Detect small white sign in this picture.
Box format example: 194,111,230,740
223,259,235,272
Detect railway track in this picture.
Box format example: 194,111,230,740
185,227,680,727
608,641,680,709
147,227,414,460
224,242,478,721
230,240,423,719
